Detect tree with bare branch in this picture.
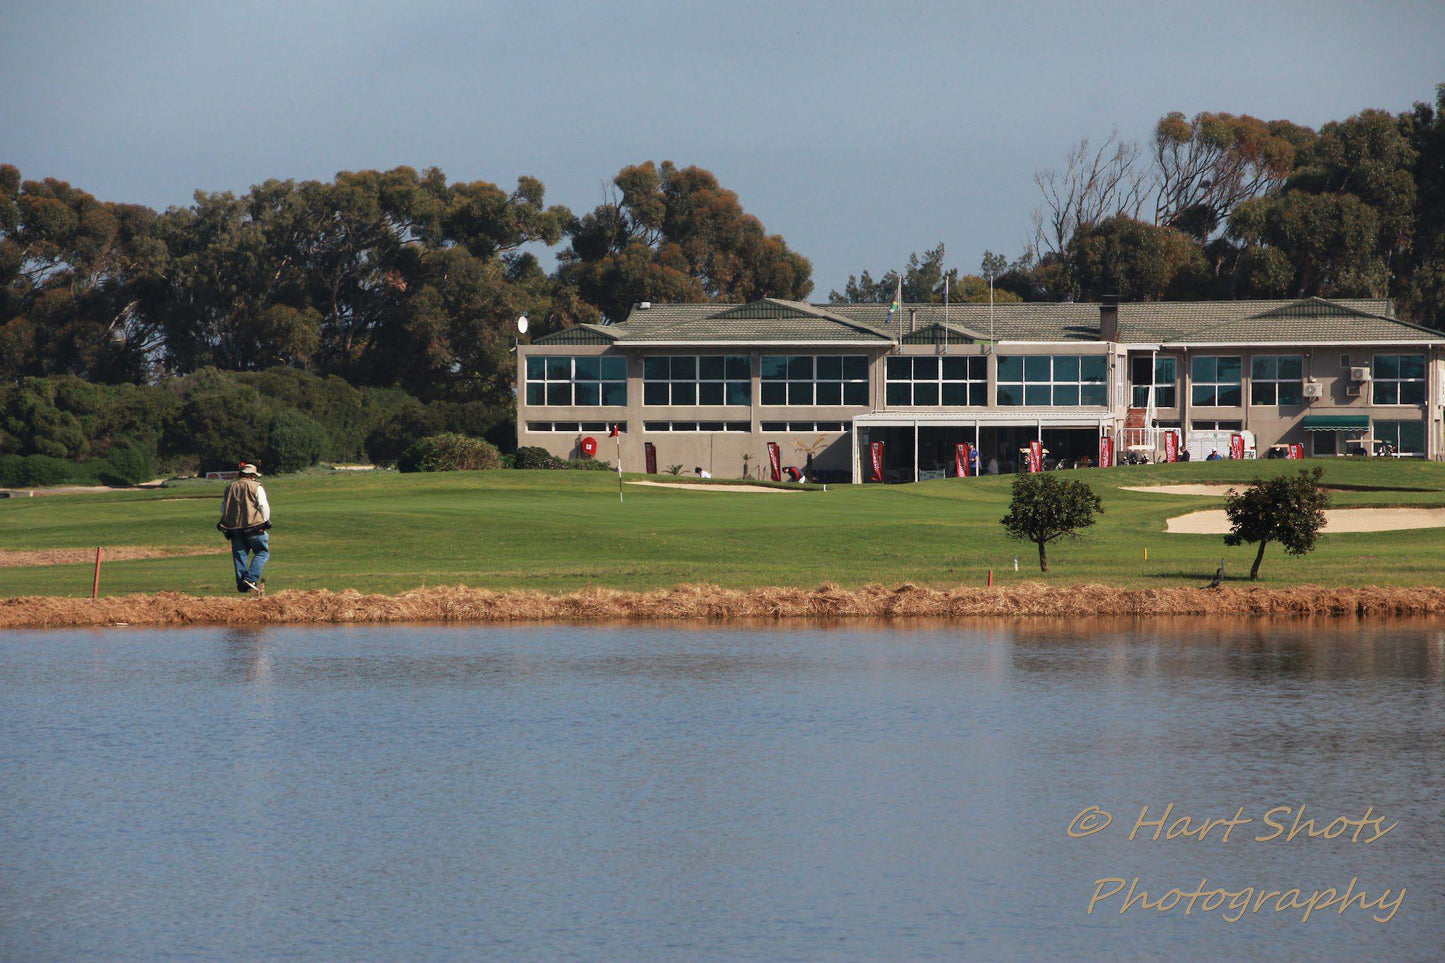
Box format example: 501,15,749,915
1030,131,1151,259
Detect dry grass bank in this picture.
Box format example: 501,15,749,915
4,583,1445,629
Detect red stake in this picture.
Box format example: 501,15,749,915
92,546,102,599
987,569,993,587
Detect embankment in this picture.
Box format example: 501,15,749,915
4,583,1445,629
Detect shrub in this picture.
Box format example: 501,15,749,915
366,402,445,467
397,433,501,473
264,410,328,474
566,458,613,471
96,437,158,486
163,369,273,472
512,446,564,470
0,453,86,487
666,464,684,476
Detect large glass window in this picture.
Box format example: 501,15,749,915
643,355,750,406
1190,356,1242,407
1130,355,1178,408
996,355,1107,406
525,355,627,406
1374,420,1426,455
1371,355,1426,406
761,355,869,406
885,355,987,406
1250,355,1303,406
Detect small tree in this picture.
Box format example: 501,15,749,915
1224,467,1331,580
1000,473,1104,572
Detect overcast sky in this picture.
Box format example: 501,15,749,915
3,0,1443,296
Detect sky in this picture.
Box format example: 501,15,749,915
3,0,1443,297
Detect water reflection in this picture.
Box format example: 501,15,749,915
1,619,1441,961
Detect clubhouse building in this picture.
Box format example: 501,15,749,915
516,296,1445,482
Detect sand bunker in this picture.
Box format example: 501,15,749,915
627,481,800,493
1124,484,1244,496
0,546,222,568
1167,507,1445,534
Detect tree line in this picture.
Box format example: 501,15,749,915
832,85,1445,331
2,86,1442,475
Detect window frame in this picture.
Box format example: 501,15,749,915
524,354,627,407
885,355,988,407
1373,419,1426,455
760,354,869,407
642,355,751,407
1129,355,1179,408
996,354,1108,407
1190,355,1243,407
1370,354,1427,407
1249,355,1304,407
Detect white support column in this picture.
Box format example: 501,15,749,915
851,426,860,484
913,421,920,482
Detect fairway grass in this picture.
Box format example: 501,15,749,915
4,460,1445,599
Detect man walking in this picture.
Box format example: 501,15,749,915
218,462,271,595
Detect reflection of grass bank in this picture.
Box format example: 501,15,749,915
5,583,1445,629
3,461,1445,598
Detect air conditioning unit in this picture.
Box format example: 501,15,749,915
1350,366,1371,381
1302,382,1323,399
1345,383,1364,398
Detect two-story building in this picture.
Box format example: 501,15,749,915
516,296,1445,481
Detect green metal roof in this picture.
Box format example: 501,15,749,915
1300,415,1371,430
536,297,1437,347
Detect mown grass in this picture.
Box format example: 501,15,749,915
3,460,1444,597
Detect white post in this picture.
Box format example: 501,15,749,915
913,421,919,482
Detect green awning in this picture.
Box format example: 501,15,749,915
1300,415,1371,431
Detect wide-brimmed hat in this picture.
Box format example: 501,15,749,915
238,463,262,476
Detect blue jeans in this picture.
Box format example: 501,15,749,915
231,531,269,590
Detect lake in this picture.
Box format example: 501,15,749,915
2,620,1441,960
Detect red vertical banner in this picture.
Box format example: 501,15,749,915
1229,434,1245,460
767,441,782,481
1028,440,1043,473
644,442,657,475
1289,443,1305,460
1098,435,1114,468
1164,430,1179,463
955,443,971,477
869,441,884,482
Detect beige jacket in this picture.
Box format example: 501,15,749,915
219,477,271,533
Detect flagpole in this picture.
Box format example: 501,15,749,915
615,425,623,502
943,273,949,355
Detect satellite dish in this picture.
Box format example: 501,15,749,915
516,315,529,334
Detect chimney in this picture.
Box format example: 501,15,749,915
908,307,917,334
1099,295,1119,342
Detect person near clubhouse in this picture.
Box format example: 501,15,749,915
218,462,271,594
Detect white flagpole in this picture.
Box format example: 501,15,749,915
615,427,623,502
943,273,949,354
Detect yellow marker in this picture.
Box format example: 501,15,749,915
1143,547,1149,561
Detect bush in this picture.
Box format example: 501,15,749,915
512,446,565,470
0,453,89,487
566,458,614,471
264,410,328,474
366,402,445,467
163,369,273,472
96,437,158,486
397,433,501,473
